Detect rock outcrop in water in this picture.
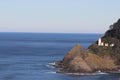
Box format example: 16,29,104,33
55,44,117,73
55,19,120,74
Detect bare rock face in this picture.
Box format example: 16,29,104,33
55,43,117,73
62,44,84,66
85,52,117,71
55,44,84,70
69,56,92,73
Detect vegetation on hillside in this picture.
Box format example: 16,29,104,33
88,19,120,65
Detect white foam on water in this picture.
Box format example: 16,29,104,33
65,72,108,76
46,64,55,68
45,62,56,69
46,71,56,74
48,62,55,66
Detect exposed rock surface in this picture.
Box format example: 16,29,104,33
55,44,117,73
55,19,120,74
69,56,92,72
55,44,84,69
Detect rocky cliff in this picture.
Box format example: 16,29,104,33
55,44,117,73
55,19,120,74
88,19,120,65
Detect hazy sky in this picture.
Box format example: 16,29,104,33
0,0,120,33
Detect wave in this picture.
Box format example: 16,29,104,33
48,62,56,66
46,71,56,74
65,72,108,76
45,62,56,69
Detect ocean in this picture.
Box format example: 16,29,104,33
0,32,119,80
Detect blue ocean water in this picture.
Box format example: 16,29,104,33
0,32,119,80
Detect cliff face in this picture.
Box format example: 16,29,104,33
88,19,120,65
55,19,120,73
62,44,84,66
55,44,84,69
55,44,117,73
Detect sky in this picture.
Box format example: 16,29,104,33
0,0,120,33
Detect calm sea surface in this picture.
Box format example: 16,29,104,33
0,33,119,80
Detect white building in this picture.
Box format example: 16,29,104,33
98,38,104,46
98,38,102,46
105,43,108,46
110,44,114,47
98,38,114,47
101,42,104,46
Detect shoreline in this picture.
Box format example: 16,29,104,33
55,61,120,75
56,70,120,76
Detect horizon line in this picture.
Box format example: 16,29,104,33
0,31,104,34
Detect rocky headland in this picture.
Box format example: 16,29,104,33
55,19,120,74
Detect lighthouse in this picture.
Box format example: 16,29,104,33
98,38,101,46
98,38,114,47
98,38,104,46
